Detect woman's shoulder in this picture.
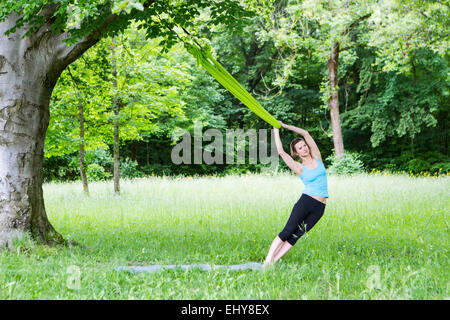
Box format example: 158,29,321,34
313,154,323,164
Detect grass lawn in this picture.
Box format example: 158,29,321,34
0,172,448,299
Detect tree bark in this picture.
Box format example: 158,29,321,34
0,11,117,247
111,37,120,194
0,13,66,247
328,41,345,158
78,100,89,195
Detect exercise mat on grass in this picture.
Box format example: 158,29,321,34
116,262,264,272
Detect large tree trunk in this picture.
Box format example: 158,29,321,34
0,95,64,247
0,14,66,246
0,11,117,247
328,42,345,158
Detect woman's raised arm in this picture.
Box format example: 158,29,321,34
273,127,302,176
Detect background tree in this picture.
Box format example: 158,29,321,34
256,0,374,157
46,40,113,194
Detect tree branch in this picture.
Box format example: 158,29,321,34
53,1,157,71
342,13,371,36
55,13,120,67
340,42,365,52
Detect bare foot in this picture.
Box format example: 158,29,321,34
263,259,274,269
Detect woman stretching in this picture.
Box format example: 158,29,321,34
264,121,328,267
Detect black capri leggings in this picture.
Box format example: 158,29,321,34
278,193,326,246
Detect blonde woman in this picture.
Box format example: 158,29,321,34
264,121,328,266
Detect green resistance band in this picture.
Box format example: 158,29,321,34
186,42,282,129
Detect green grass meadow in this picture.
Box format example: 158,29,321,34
0,173,448,299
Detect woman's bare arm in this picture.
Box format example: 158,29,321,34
273,127,302,176
280,122,322,162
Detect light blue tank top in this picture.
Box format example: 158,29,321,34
299,157,329,198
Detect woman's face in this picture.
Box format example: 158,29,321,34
294,140,310,158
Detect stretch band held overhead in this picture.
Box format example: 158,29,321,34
186,42,282,129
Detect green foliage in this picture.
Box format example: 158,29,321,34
43,153,80,182
120,158,143,179
389,151,450,174
85,148,114,171
83,148,114,182
345,47,448,148
86,163,112,182
430,162,450,173
366,0,449,72
326,152,365,175
405,158,430,173
141,163,173,176
45,39,112,159
0,0,252,47
35,1,448,181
